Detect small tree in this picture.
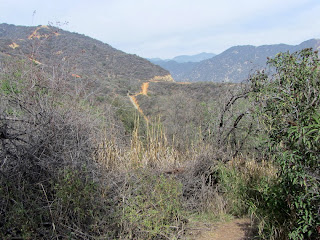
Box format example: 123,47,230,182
250,49,320,239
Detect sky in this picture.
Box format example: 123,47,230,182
0,0,320,59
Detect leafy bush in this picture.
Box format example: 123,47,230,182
248,49,320,239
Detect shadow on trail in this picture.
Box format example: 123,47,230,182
237,221,259,240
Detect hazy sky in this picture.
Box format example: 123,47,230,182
1,0,319,58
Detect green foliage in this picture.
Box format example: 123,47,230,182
0,167,115,239
111,96,140,133
54,168,98,227
249,48,320,239
218,159,277,217
1,79,19,94
119,171,185,239
110,96,147,136
0,63,25,95
0,179,50,239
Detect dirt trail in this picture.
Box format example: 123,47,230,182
128,82,150,122
28,25,60,39
129,95,149,122
141,82,149,95
189,218,255,240
128,80,191,122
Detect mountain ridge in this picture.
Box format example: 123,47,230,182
150,39,320,83
148,52,216,63
0,23,173,95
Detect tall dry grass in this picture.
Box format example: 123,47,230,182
94,117,189,172
218,157,278,217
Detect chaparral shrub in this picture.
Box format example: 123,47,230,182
248,49,320,240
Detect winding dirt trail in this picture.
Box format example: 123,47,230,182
128,82,150,122
28,25,60,39
189,218,255,240
128,80,256,239
128,80,191,122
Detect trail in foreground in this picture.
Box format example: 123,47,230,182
190,218,255,240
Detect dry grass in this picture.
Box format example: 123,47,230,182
227,157,278,180
94,117,188,172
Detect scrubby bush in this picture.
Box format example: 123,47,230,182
213,49,320,240
0,58,116,239
0,58,191,239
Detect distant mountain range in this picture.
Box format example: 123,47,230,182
147,60,198,82
148,53,215,82
148,52,216,63
149,39,320,83
0,23,172,95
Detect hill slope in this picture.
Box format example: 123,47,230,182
185,39,320,83
0,23,173,94
148,60,199,82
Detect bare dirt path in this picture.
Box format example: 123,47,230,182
128,82,150,122
188,218,255,240
128,80,192,122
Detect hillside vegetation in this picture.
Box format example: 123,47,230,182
0,25,319,240
0,23,172,96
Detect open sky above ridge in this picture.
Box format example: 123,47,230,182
0,0,319,59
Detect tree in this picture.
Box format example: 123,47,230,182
249,48,320,239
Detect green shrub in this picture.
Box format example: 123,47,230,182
118,171,185,239
249,48,320,239
54,168,98,228
218,158,277,217
0,178,51,239
111,96,146,134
